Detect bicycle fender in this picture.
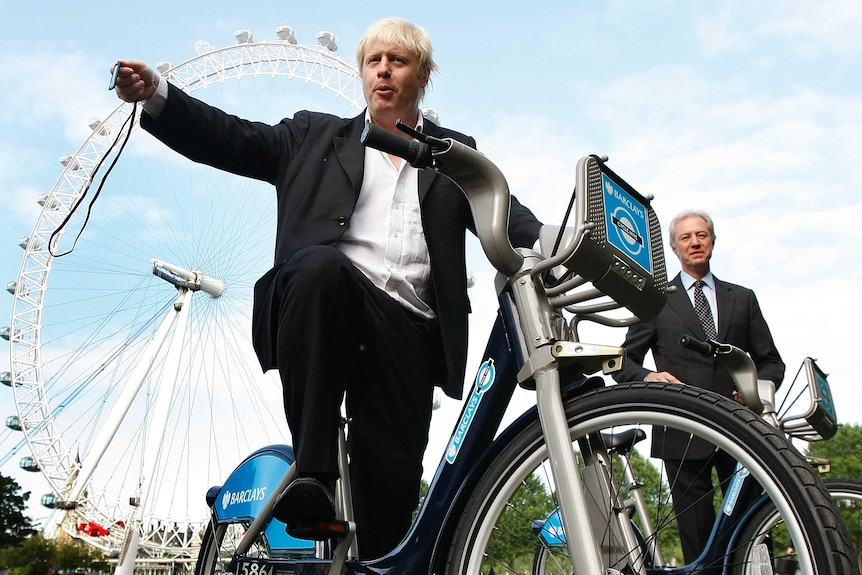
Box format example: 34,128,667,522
207,443,315,553
212,444,294,522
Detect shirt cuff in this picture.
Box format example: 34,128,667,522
142,76,168,118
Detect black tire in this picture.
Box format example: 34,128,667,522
732,478,862,574
826,479,862,564
193,444,310,575
444,382,859,575
195,519,286,575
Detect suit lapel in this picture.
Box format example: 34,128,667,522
335,113,442,202
417,121,444,202
333,114,367,200
714,277,735,341
418,169,439,202
666,274,707,338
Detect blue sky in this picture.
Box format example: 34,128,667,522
1,0,861,525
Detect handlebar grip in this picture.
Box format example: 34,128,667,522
679,334,714,357
360,123,433,168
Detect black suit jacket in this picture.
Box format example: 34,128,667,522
612,273,785,458
141,83,542,400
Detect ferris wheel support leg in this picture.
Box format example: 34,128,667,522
48,288,186,535
116,528,141,575
43,508,68,539
117,288,193,572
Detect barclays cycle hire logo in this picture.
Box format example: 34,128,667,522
445,359,496,464
214,452,291,522
722,463,750,516
602,174,652,274
221,486,268,511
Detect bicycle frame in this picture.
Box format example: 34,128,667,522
189,122,860,575
215,294,790,575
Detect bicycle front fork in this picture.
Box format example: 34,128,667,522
534,366,611,575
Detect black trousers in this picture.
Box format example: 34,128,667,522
664,449,738,565
273,246,439,558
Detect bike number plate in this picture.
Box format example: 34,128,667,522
236,559,294,575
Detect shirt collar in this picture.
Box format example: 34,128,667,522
364,109,425,131
681,270,715,292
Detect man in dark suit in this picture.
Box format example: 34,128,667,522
113,18,542,558
612,209,784,564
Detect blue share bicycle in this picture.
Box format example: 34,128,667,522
193,123,859,575
532,335,861,575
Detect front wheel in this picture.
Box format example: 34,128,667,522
732,478,862,575
827,479,862,561
444,382,858,575
194,517,316,575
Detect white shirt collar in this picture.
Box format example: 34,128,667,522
363,109,424,131
681,270,715,292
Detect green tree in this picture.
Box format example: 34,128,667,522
805,423,862,480
804,423,862,554
617,450,684,565
0,533,54,575
55,537,109,573
485,473,555,570
413,479,430,521
0,472,36,549
0,533,108,575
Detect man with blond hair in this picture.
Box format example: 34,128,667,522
113,17,541,557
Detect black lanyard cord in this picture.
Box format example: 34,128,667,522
48,101,138,258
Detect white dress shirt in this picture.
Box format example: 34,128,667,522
336,113,434,319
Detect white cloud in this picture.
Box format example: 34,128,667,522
695,0,862,59
755,0,862,59
0,49,116,142
697,7,747,56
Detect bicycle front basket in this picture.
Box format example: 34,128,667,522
781,357,838,441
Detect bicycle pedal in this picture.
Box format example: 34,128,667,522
286,518,352,541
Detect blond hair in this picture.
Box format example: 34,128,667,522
356,17,438,100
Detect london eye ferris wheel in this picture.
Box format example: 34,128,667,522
3,24,365,566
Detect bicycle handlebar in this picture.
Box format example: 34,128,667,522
679,334,770,416
360,122,434,169
361,122,525,276
679,334,716,357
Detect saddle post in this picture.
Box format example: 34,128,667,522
333,414,359,561
305,414,358,575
